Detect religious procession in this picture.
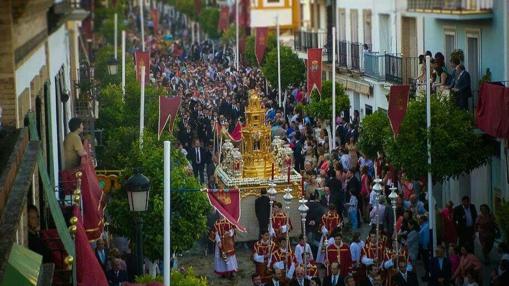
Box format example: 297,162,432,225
2,0,509,286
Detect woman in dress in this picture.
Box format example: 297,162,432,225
453,246,482,285
476,204,498,263
345,137,358,170
439,201,458,245
360,166,371,222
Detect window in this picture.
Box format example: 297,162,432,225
363,10,372,46
350,9,359,43
444,30,456,64
466,32,480,109
379,14,390,53
365,104,373,115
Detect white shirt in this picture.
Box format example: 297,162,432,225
294,243,314,265
350,241,364,263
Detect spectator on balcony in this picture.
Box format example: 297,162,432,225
63,117,87,170
432,52,451,90
451,64,472,110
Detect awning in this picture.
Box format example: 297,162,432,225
0,244,42,286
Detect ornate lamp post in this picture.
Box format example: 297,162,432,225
298,198,309,276
266,182,277,267
283,186,293,274
107,57,118,76
388,185,399,257
372,178,383,262
125,169,151,276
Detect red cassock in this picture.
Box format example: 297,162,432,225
271,248,296,270
272,213,292,241
304,262,319,278
362,241,385,262
253,239,276,283
326,244,352,277
320,210,342,233
210,218,236,256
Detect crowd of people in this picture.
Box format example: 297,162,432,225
87,5,507,286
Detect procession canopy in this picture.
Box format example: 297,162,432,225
242,90,275,178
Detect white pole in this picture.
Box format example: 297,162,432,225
235,0,240,70
277,16,281,107
122,30,126,100
425,55,436,252
163,141,171,286
140,66,145,149
139,0,145,51
114,13,118,60
332,27,336,150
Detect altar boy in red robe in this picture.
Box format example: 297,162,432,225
325,230,352,277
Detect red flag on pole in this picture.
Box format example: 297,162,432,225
158,96,182,140
151,9,159,33
255,27,268,65
207,189,247,232
307,48,323,96
134,50,150,82
194,0,202,16
388,85,410,136
239,0,250,27
218,6,229,32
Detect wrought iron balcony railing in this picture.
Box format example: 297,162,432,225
294,30,328,53
407,0,493,14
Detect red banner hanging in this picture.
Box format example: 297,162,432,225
134,50,150,82
307,48,323,96
239,0,250,27
207,189,247,232
73,207,108,286
194,0,202,16
255,27,268,65
151,9,159,33
218,6,230,33
388,85,410,136
476,82,509,138
158,96,182,140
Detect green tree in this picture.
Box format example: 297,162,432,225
304,80,350,121
384,98,492,182
262,46,305,90
357,111,391,159
199,8,220,39
175,0,197,19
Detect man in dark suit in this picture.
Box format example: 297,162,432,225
451,63,472,110
95,238,109,273
306,192,326,255
187,139,205,183
255,189,270,238
323,262,345,286
106,258,128,286
430,245,451,286
359,264,378,286
346,168,362,224
266,268,287,286
327,170,345,215
289,266,310,286
453,196,477,251
391,259,418,286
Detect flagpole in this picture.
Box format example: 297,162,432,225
276,16,281,108
140,66,145,149
114,13,118,60
122,30,126,100
164,140,171,286
235,0,240,70
425,55,436,253
139,0,145,52
332,26,336,150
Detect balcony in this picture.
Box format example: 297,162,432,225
385,54,420,84
407,0,493,20
364,52,386,81
294,30,328,53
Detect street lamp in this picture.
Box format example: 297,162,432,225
107,57,118,76
372,178,383,261
298,198,309,276
125,169,151,276
388,185,399,256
